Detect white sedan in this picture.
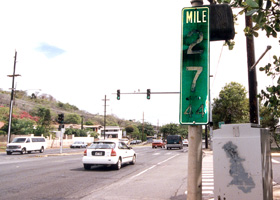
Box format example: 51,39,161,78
82,140,136,170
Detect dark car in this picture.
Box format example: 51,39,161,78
166,135,183,150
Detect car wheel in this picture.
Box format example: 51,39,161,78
114,158,122,170
7,152,12,155
40,146,44,153
21,148,26,154
84,164,91,170
130,155,136,165
27,151,31,154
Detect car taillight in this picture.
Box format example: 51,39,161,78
111,149,117,156
84,149,87,156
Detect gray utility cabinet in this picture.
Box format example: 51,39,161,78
213,123,273,200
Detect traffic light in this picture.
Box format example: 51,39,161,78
147,89,151,100
117,89,120,100
58,113,64,124
209,4,235,41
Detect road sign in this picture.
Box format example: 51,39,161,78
180,7,209,125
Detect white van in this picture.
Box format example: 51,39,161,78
6,137,47,155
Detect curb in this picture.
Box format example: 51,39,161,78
35,152,83,157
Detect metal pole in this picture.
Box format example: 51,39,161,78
60,129,63,154
246,16,259,124
187,1,203,200
7,51,17,143
205,125,208,149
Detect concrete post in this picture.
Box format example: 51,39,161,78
187,125,202,200
187,1,203,199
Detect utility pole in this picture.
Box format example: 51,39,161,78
245,16,258,124
102,95,109,139
7,51,21,143
142,112,144,141
81,115,84,130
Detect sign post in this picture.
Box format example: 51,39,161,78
180,7,209,125
180,5,209,200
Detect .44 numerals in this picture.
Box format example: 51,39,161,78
184,104,205,118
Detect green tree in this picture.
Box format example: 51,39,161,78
212,82,250,129
221,0,280,143
85,121,94,125
125,125,141,140
0,106,9,122
64,114,81,124
0,118,35,135
32,107,52,136
65,128,87,137
160,123,180,139
260,102,280,147
178,125,188,139
137,122,155,137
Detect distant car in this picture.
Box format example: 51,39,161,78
166,135,183,150
183,139,189,147
152,139,165,148
6,136,47,155
82,140,136,170
70,141,87,148
130,140,137,145
130,140,142,145
119,138,129,145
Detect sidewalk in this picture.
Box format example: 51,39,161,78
202,149,280,200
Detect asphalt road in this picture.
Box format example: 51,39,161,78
0,146,189,200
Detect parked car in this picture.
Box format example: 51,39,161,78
166,135,183,150
6,136,47,155
119,138,129,145
183,139,189,146
130,140,142,145
152,139,165,148
82,140,136,170
70,141,87,148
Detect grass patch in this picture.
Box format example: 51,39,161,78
271,147,280,153
0,142,7,153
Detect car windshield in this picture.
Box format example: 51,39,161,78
153,140,162,143
11,138,26,143
89,142,115,149
74,141,82,144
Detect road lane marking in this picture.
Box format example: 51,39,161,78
130,154,179,179
272,159,280,163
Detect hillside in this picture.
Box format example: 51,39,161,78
0,90,140,127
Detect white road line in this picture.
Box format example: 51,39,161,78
130,154,179,179
272,159,280,164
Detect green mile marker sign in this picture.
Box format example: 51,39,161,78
180,7,209,125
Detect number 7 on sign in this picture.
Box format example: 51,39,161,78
186,67,203,92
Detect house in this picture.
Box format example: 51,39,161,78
100,126,122,139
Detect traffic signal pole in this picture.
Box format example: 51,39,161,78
245,15,259,124
187,1,203,200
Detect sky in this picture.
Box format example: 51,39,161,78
0,0,279,126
